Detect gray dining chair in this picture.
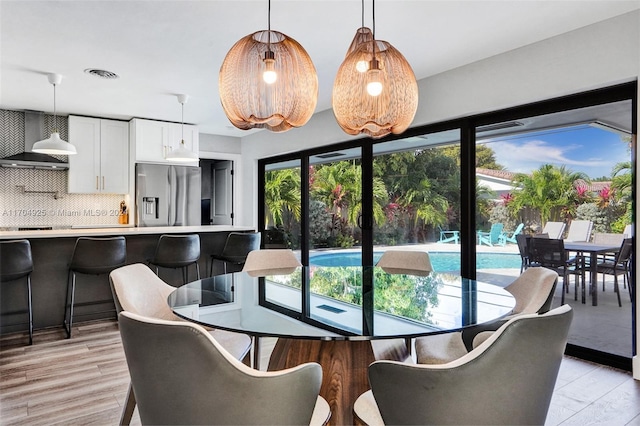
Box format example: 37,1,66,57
241,248,301,277
118,311,331,425
354,305,573,426
110,263,252,425
376,250,432,276
416,267,559,363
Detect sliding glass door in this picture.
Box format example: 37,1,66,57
258,82,636,369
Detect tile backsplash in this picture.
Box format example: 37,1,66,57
1,110,127,229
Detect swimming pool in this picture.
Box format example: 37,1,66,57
309,251,520,271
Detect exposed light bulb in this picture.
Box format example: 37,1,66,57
366,63,383,96
263,51,277,84
355,60,369,73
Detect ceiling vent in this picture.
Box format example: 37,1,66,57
315,152,346,159
84,68,119,79
477,121,524,133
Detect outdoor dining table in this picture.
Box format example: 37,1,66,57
168,266,515,425
564,241,620,306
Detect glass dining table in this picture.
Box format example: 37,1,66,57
168,266,515,425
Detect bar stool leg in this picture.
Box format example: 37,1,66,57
195,263,200,280
27,275,33,345
64,272,77,338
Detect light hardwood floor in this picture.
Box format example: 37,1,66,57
1,320,639,426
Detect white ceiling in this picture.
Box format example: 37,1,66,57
1,1,638,137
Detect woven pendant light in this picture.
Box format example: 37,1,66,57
332,1,418,139
219,1,318,132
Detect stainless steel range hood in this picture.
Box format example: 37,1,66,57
0,111,69,170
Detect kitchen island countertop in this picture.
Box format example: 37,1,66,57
0,225,255,240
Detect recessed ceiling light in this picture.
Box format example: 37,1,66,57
84,68,119,79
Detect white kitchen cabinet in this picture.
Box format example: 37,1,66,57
68,116,129,194
131,118,199,165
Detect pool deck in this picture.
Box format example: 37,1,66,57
308,242,632,361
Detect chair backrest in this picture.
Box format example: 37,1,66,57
367,305,573,425
221,232,262,262
542,222,566,239
617,238,633,264
509,223,524,237
151,234,200,267
505,267,558,315
69,236,126,274
118,311,323,425
592,232,624,247
242,249,301,276
109,263,177,320
528,238,567,268
0,239,33,282
565,220,593,242
488,223,504,242
376,250,432,276
515,234,528,259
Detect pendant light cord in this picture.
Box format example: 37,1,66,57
361,0,364,28
181,102,185,145
267,0,271,52
371,0,377,61
52,83,58,133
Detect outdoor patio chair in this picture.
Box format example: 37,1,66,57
528,238,584,305
516,234,530,273
564,220,594,242
499,223,524,245
596,238,633,307
437,226,459,244
623,224,633,237
477,223,504,246
542,221,566,239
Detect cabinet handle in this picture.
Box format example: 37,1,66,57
96,176,99,190
102,176,105,190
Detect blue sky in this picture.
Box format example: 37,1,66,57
485,125,631,180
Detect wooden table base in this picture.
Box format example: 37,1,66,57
268,339,408,425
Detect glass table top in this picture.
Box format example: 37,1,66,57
168,266,515,341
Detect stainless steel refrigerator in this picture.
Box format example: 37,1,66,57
135,163,201,226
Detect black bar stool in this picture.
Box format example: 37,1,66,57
210,232,261,276
148,234,200,285
64,236,126,338
0,239,34,345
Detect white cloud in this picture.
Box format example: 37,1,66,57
487,140,609,174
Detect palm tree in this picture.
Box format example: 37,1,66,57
509,164,588,225
264,168,301,228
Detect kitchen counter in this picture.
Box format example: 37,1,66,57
0,225,257,336
0,225,254,240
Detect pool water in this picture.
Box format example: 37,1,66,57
310,251,520,271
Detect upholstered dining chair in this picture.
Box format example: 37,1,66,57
119,311,331,426
354,305,573,426
110,263,252,425
376,250,432,276
415,267,559,363
240,248,302,367
242,248,302,277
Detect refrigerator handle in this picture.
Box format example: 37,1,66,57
168,166,176,225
